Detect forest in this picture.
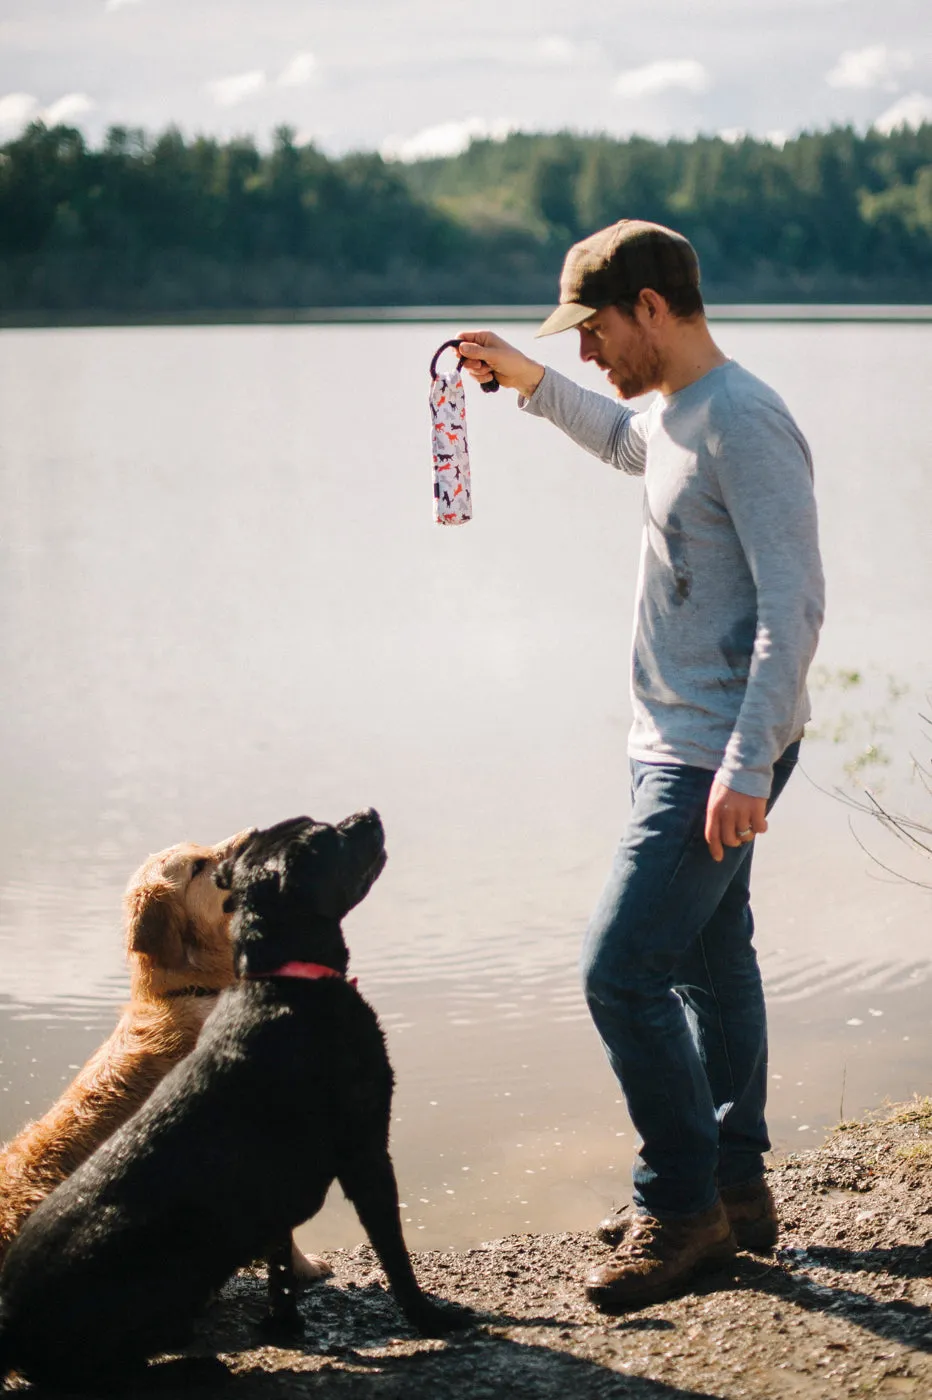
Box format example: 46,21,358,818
1,119,931,316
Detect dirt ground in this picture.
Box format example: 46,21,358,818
5,1098,931,1398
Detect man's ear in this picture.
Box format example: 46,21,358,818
638,288,664,321
125,884,187,968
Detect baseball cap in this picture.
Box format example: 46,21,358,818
535,219,701,337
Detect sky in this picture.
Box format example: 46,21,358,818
1,0,930,159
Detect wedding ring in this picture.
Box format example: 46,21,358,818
736,827,754,839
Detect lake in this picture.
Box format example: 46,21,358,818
0,318,930,1253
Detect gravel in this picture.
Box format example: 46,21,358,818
4,1098,931,1398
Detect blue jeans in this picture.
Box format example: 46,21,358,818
580,742,800,1219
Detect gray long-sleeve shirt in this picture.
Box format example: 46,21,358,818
520,361,825,798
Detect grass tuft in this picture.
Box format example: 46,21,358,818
883,1095,932,1130
895,1142,932,1162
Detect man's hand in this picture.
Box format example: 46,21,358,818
704,781,768,862
457,330,545,399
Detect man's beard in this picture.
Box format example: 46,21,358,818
601,333,664,399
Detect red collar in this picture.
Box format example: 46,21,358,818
247,960,355,985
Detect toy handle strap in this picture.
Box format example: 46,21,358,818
429,338,499,393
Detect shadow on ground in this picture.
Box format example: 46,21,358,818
152,1333,728,1400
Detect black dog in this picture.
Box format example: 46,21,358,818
0,810,462,1390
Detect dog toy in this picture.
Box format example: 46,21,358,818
429,339,498,527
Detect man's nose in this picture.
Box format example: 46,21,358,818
578,330,598,362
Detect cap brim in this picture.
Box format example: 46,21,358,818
534,302,598,338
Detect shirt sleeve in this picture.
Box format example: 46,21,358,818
711,392,825,797
519,368,648,477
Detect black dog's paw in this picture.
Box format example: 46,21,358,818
257,1306,305,1345
406,1298,474,1338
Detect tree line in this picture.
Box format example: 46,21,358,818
1,120,930,317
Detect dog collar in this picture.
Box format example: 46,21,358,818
247,961,353,983
163,986,219,999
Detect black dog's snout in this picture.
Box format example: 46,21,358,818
346,807,380,825
339,807,383,838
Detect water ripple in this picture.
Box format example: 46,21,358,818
764,955,931,1003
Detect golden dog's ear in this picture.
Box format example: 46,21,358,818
126,885,187,969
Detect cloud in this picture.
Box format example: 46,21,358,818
382,117,514,163
719,127,787,148
104,0,142,10
206,70,267,107
614,59,711,100
277,52,317,87
527,35,605,68
826,45,912,92
873,91,932,134
0,92,39,132
0,91,96,133
43,93,96,126
206,55,317,106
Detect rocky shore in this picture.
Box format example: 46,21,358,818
5,1099,931,1398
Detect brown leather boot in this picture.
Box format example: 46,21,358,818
597,1176,778,1253
595,1202,635,1247
585,1200,737,1311
720,1177,778,1252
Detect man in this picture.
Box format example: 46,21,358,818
458,219,824,1310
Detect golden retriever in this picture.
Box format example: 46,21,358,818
0,831,331,1283
0,833,251,1257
